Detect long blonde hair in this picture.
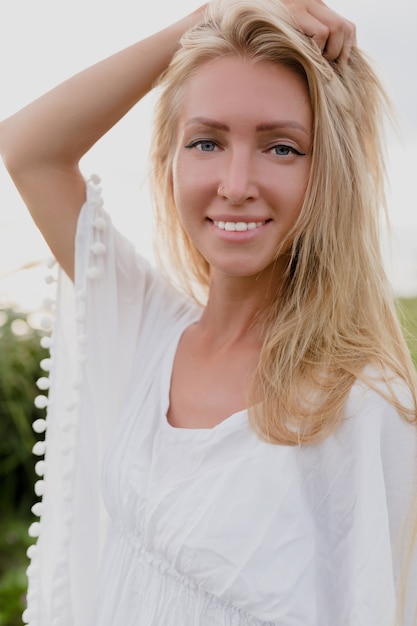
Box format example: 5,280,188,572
150,7,417,616
150,0,417,445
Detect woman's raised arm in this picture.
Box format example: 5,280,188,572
0,8,205,280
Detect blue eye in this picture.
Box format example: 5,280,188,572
185,140,217,152
271,144,305,156
274,145,291,156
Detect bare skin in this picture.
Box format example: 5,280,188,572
0,1,354,429
0,9,207,280
168,271,276,428
168,58,312,428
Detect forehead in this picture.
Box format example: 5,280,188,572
177,56,312,130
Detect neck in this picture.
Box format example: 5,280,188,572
199,267,282,348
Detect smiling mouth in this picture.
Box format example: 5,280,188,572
211,220,269,232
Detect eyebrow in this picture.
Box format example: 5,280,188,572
185,116,310,135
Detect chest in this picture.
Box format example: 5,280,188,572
167,326,260,429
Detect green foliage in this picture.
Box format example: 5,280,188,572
397,297,417,367
0,518,31,626
0,309,47,515
0,309,48,624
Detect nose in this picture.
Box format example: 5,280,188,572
217,147,259,205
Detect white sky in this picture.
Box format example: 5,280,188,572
1,0,417,311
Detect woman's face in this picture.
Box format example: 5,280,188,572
172,55,312,282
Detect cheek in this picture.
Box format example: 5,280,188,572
172,168,192,218
288,170,311,238
285,161,311,207
270,166,309,213
172,154,214,216
171,161,198,233
172,150,193,201
168,151,197,236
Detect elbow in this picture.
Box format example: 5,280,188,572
0,118,47,179
0,120,10,167
0,119,23,176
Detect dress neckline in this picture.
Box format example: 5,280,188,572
160,316,248,440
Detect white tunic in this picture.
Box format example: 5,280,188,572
24,179,417,626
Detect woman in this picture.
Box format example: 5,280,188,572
1,0,416,624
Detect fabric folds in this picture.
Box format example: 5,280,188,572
24,178,417,626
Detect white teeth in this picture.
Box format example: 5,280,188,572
213,220,265,232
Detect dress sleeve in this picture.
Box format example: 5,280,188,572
298,375,417,626
342,379,417,625
23,176,199,626
378,382,417,625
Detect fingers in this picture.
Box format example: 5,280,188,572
310,4,356,61
282,0,357,61
310,16,356,61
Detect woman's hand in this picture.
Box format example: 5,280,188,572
281,0,356,60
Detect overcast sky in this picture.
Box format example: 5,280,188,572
1,0,416,310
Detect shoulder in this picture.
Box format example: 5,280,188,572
342,367,417,472
344,366,415,423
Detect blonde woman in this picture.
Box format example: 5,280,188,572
1,0,416,624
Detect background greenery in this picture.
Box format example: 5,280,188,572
0,309,48,626
1,299,417,624
397,298,417,368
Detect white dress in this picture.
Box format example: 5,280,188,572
24,178,417,626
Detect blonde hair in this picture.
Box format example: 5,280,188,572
150,0,417,442
150,3,417,617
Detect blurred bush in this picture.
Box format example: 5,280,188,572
0,309,47,514
0,517,32,626
0,308,48,625
397,297,417,367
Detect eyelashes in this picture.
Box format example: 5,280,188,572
184,139,306,157
184,140,217,152
271,145,306,156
